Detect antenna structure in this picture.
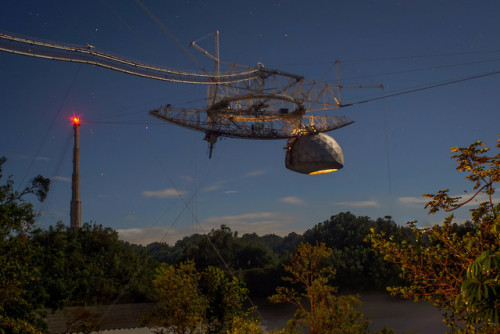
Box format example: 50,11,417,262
0,31,381,173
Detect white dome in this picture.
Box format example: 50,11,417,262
285,133,344,175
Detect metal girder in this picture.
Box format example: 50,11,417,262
1,30,359,143
149,106,354,140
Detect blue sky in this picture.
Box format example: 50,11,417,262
1,1,499,244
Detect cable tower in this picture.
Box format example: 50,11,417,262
70,116,81,229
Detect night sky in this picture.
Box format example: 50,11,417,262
1,1,499,244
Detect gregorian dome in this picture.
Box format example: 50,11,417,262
285,133,344,175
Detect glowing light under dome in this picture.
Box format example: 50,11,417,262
285,133,344,175
309,168,339,175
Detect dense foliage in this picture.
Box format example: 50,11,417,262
0,155,157,332
144,261,257,334
32,222,157,309
269,242,371,334
368,137,500,332
0,157,50,333
146,215,411,297
145,261,207,334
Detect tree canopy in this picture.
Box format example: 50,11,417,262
269,242,371,334
0,157,50,333
144,261,258,334
368,136,500,332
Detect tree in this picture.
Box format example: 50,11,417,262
144,261,208,334
145,260,260,334
227,316,264,334
202,266,257,333
303,213,406,290
367,137,500,332
269,242,370,334
180,225,242,271
457,250,499,327
32,222,157,309
0,156,50,333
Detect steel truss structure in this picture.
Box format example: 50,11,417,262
0,31,377,151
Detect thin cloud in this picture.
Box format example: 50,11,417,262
142,188,186,198
333,200,379,208
460,192,500,207
399,193,500,208
245,170,267,178
51,176,71,182
118,226,182,245
202,184,221,192
225,190,238,194
203,211,294,235
399,196,428,206
118,212,300,245
182,176,194,183
205,212,278,224
279,196,305,205
35,156,50,162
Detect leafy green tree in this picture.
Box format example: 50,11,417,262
145,261,208,334
269,242,370,334
32,222,157,309
367,137,500,332
0,157,50,333
303,213,406,291
202,266,256,333
180,225,242,271
145,259,261,334
457,250,499,327
227,316,264,334
147,241,179,264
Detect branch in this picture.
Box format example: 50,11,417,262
444,182,492,212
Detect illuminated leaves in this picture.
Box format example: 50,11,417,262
368,135,500,331
146,261,207,334
457,251,500,327
269,242,370,334
145,262,258,334
425,136,500,214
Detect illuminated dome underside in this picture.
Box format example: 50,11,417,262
285,133,344,175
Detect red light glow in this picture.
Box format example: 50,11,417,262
71,115,81,126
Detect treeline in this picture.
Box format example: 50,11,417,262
17,213,412,310
28,212,478,307
15,211,479,309
31,222,158,308
144,213,413,297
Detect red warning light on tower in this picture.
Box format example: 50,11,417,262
71,115,81,126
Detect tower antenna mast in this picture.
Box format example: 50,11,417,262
70,116,81,229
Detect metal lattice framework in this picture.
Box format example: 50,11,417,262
0,31,377,148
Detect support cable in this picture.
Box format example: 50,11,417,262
133,0,206,72
17,65,82,193
341,70,500,107
35,131,73,224
341,57,500,82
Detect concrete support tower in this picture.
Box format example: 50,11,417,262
70,117,81,229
